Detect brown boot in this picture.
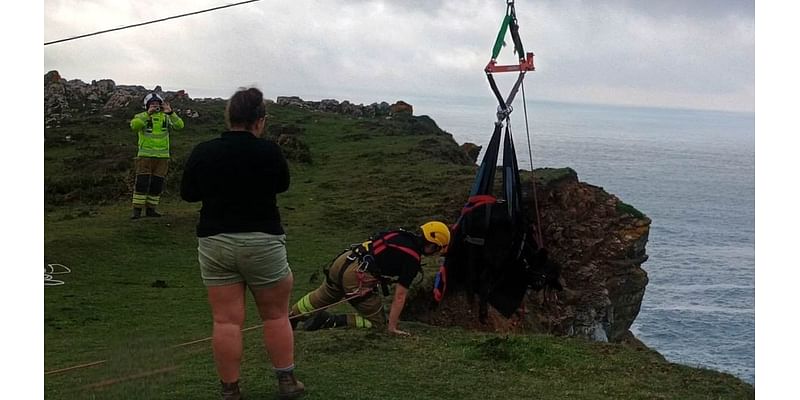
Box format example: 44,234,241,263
276,370,305,399
220,380,241,400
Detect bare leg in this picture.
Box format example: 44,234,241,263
207,282,247,383
252,272,295,369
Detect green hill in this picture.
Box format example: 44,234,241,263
44,92,754,399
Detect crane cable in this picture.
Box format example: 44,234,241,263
520,78,544,247
45,0,262,46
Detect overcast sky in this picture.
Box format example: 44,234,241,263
43,0,754,112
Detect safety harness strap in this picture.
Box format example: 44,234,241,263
370,232,421,263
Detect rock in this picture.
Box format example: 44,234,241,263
44,70,62,85
44,71,201,124
276,96,306,107
319,99,341,112
460,142,482,164
390,100,413,115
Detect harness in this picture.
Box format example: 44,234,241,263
325,231,422,297
435,0,544,308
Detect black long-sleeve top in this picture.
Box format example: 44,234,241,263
180,131,290,237
372,231,424,289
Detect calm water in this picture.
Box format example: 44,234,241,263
406,94,755,384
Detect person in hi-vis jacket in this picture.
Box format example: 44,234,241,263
129,92,184,219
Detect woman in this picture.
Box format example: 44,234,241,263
181,87,303,400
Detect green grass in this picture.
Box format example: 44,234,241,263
44,103,753,399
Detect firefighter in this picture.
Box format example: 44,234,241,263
129,92,185,219
290,221,450,336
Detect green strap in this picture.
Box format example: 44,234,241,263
491,15,511,59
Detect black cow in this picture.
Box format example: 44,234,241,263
444,199,562,323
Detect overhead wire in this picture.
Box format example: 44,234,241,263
44,0,262,46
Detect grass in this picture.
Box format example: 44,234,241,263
44,102,753,399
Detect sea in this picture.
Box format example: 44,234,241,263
405,93,756,384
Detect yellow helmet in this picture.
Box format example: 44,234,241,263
420,221,451,248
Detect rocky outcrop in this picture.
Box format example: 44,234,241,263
409,168,650,344
276,96,405,119
524,168,650,342
460,143,482,164
46,71,413,127
43,71,202,127
389,100,413,115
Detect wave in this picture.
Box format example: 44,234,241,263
643,304,754,315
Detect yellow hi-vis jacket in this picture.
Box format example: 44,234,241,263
130,111,185,158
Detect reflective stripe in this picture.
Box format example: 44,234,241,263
296,294,315,314
354,315,372,328
132,194,147,205
138,147,170,158
146,195,160,206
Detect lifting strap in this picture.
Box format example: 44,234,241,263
435,0,542,305
471,0,536,226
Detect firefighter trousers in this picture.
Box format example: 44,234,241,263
291,250,386,329
131,157,168,209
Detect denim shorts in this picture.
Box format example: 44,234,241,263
198,232,291,289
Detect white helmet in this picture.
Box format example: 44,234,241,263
143,93,164,108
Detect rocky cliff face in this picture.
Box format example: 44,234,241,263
409,168,651,344
526,168,650,342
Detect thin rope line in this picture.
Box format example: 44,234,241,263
44,0,262,46
521,78,544,247
80,366,178,390
45,290,369,375
171,291,366,349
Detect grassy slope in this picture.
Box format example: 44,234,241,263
44,104,754,399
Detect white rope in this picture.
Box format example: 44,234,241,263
45,263,71,287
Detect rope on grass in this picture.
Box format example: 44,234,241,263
171,289,369,348
80,366,178,390
46,290,369,376
45,263,71,287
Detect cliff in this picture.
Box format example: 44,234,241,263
406,168,651,344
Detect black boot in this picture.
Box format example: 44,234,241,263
303,311,348,331
276,370,305,399
220,380,241,400
145,207,162,217
130,208,142,220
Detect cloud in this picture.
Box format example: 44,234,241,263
43,0,754,112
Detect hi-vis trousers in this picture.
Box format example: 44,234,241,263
290,250,386,329
131,157,168,209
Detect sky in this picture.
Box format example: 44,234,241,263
42,0,754,113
